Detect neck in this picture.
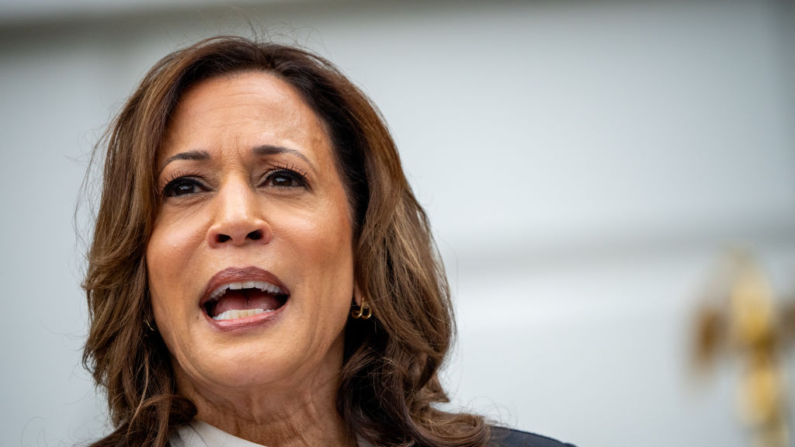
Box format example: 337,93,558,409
174,340,354,447
194,386,352,447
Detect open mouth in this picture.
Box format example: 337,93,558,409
201,269,290,322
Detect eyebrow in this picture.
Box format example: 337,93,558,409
157,145,315,177
253,145,315,171
158,150,210,176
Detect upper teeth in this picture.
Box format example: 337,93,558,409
213,308,269,320
209,281,283,301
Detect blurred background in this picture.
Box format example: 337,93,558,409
1,0,794,446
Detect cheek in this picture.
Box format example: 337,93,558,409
148,211,207,275
276,198,355,314
146,216,207,325
149,214,206,263
282,202,353,272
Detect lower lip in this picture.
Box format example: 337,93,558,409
203,301,288,332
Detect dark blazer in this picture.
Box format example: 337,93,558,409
490,427,576,447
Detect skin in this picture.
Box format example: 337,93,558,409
147,71,358,447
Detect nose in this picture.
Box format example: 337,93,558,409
207,179,271,248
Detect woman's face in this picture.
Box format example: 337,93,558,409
147,72,355,394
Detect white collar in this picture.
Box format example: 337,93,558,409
170,420,376,447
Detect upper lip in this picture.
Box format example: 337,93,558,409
199,266,290,308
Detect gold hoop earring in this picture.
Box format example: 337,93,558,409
351,295,372,320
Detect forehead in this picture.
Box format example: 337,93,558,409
159,71,331,161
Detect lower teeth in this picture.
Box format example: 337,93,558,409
213,308,268,321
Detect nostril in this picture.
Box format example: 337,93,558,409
210,228,267,246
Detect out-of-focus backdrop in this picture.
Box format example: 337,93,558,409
1,1,794,446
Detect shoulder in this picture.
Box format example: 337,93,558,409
489,426,576,447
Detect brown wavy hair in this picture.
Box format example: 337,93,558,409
82,36,490,447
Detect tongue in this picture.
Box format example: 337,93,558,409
211,289,282,317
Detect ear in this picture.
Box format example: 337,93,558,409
353,281,363,307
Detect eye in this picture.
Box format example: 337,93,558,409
263,169,307,189
162,177,206,198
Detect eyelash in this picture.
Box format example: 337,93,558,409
264,163,309,188
159,165,309,199
161,170,205,199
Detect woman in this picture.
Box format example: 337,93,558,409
82,36,574,447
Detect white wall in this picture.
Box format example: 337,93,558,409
1,1,793,446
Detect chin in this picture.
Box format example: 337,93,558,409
171,317,345,395
172,342,299,394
